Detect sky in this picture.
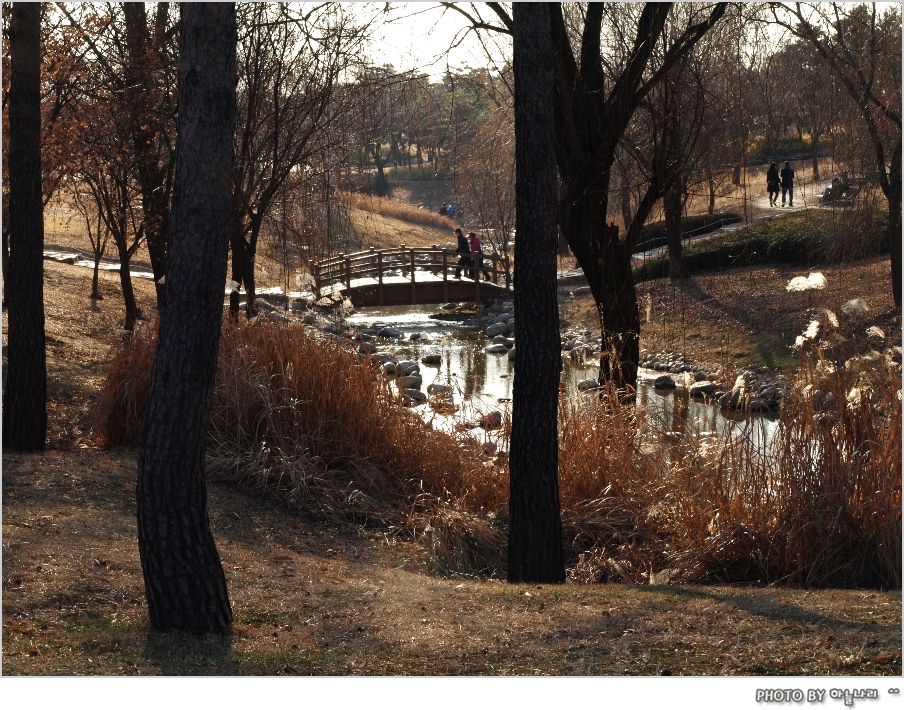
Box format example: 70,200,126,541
354,2,512,78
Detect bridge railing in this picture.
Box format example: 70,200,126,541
311,245,507,305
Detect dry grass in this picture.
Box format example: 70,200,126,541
95,312,901,589
340,190,457,232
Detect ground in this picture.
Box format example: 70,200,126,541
3,251,901,675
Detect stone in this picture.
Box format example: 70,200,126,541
486,323,507,338
654,375,676,390
372,352,397,364
492,335,514,348
688,381,717,398
302,313,316,325
577,379,598,391
404,389,427,404
358,342,376,355
866,325,885,345
320,321,340,334
694,370,709,382
421,354,442,366
398,374,423,389
493,313,510,323
378,327,404,338
718,389,744,410
382,362,397,375
427,383,451,395
441,302,459,310
397,361,420,376
485,344,508,354
507,348,516,361
840,298,868,316
480,411,503,429
748,399,770,412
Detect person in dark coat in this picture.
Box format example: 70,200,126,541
780,161,795,207
453,227,472,278
766,162,779,206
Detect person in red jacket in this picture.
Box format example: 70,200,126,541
469,232,492,281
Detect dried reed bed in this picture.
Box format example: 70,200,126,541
95,321,901,587
339,190,456,231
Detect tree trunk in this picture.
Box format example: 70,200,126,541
137,2,236,635
707,167,716,216
811,134,820,180
889,136,902,307
3,3,46,451
561,185,641,393
116,242,139,331
91,256,102,299
124,2,171,309
508,1,564,585
665,184,687,280
2,222,9,308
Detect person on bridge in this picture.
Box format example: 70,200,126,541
468,232,492,281
780,161,795,207
454,228,472,278
766,162,779,206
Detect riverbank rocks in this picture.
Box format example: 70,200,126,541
397,361,420,376
358,341,376,355
507,347,516,360
378,326,403,338
485,344,508,354
688,381,717,398
492,335,514,348
421,354,442,366
410,331,431,341
427,383,451,395
493,313,510,324
577,378,598,391
382,362,397,375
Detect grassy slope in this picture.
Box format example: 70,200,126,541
2,258,901,676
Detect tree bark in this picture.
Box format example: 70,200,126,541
116,241,139,331
889,137,902,307
811,134,820,180
136,2,236,635
665,184,687,280
508,1,565,584
3,3,47,451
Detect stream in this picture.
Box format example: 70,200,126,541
345,304,780,453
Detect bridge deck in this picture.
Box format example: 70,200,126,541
313,245,510,306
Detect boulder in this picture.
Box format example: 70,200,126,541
358,342,376,355
493,313,511,324
372,352,397,364
693,370,710,382
421,354,442,366
427,383,451,395
688,381,717,398
653,375,676,390
485,344,508,354
486,322,507,338
397,361,420,376
382,362,397,375
378,327,404,338
718,389,744,410
507,348,516,361
493,335,514,348
397,373,423,389
577,378,598,391
404,389,427,405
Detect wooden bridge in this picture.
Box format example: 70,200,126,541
311,245,511,307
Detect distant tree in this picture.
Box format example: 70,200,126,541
136,2,236,634
3,2,47,451
508,1,564,584
774,2,902,306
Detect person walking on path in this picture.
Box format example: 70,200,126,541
766,162,779,206
780,161,795,207
468,232,492,281
454,227,472,278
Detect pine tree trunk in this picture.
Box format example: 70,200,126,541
136,2,236,635
3,3,47,451
508,2,565,584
